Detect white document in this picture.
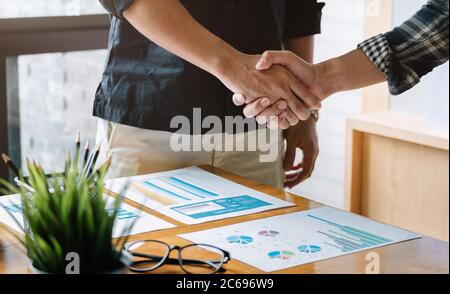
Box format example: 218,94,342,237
179,206,421,272
105,166,294,225
0,194,175,238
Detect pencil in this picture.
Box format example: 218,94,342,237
1,153,20,178
87,144,101,176
83,140,91,167
74,132,81,169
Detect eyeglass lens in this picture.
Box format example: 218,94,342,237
179,244,225,274
128,241,170,272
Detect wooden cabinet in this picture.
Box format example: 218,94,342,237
345,112,449,241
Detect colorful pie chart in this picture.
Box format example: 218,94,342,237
227,235,254,244
259,230,280,237
298,245,322,253
268,250,295,260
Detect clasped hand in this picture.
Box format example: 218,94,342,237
225,51,326,129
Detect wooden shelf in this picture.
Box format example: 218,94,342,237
347,111,449,151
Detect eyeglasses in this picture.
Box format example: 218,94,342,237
123,240,231,274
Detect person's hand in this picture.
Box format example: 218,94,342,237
283,116,319,188
217,52,322,121
233,51,327,127
255,50,327,100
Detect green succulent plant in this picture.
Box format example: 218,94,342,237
0,143,134,274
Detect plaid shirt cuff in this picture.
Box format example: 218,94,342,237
357,34,391,78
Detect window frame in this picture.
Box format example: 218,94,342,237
0,14,110,180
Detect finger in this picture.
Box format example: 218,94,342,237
243,97,272,118
285,171,301,181
290,81,322,110
284,91,311,121
292,161,304,171
284,109,300,126
287,169,312,188
290,146,319,186
284,171,301,188
285,175,304,189
278,118,291,130
283,143,297,171
267,114,290,130
256,51,299,71
256,100,287,123
233,93,247,106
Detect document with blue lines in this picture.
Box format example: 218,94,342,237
179,206,421,272
105,166,293,224
0,194,175,238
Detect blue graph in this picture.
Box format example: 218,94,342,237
227,235,254,244
107,208,138,220
161,176,219,198
308,214,392,253
298,245,322,253
141,174,220,203
4,203,22,213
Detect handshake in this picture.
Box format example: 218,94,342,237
217,51,329,129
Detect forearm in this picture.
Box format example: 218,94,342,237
317,49,386,97
123,0,237,77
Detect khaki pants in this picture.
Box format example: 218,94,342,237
96,119,285,189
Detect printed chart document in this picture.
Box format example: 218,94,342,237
0,194,175,238
179,206,421,272
105,166,294,224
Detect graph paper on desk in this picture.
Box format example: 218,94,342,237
106,167,293,224
179,207,421,272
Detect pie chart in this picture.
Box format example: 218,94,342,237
268,250,295,260
298,245,322,253
259,230,280,237
227,235,254,244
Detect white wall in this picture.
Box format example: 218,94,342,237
290,0,366,209
390,0,450,132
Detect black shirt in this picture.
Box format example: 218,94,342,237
94,0,324,134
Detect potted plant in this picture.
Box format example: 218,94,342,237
0,139,134,274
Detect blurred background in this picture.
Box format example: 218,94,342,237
0,0,448,236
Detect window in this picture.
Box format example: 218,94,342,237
0,0,105,18
9,50,106,172
0,1,109,179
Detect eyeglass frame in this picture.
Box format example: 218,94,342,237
122,240,231,274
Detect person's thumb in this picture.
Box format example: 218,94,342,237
283,143,297,171
256,52,275,70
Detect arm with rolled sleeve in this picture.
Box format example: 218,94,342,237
358,0,449,95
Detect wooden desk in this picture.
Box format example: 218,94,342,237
0,166,448,274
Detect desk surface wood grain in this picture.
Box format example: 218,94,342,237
0,165,448,274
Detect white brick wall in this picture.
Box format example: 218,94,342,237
18,51,106,172
290,0,366,208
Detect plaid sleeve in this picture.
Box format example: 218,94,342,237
99,0,135,20
358,0,449,95
357,34,391,78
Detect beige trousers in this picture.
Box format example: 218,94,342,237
96,119,285,189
